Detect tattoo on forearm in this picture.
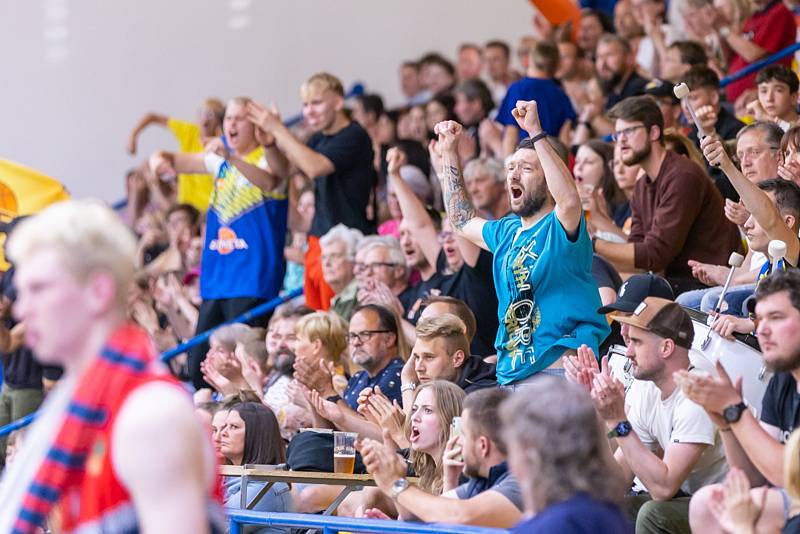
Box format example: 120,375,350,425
442,163,476,230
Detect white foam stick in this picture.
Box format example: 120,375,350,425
768,240,787,272
711,251,745,313
703,251,746,349
674,82,708,138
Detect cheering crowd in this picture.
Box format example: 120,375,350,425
3,0,800,532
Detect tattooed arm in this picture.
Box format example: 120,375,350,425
511,100,583,235
433,121,489,250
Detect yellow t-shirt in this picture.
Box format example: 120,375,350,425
167,118,214,211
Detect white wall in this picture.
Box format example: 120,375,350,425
0,0,535,203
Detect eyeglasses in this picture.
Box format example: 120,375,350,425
611,125,647,142
360,262,400,272
346,330,390,344
437,231,455,243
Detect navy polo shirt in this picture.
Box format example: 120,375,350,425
343,358,404,410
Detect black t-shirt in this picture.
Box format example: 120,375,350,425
592,254,623,291
438,249,499,357
760,372,800,443
307,122,376,237
592,255,623,353
400,270,452,325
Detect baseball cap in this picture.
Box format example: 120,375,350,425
610,297,694,349
598,273,675,314
644,79,680,104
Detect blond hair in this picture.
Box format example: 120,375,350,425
210,323,253,352
226,96,252,110
415,313,470,358
405,380,465,495
8,200,136,307
295,311,348,364
785,429,800,502
203,98,225,123
301,72,345,99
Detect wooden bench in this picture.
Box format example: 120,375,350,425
220,465,381,515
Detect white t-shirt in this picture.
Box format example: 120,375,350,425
625,376,729,495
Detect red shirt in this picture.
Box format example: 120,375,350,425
726,0,796,102
59,363,224,532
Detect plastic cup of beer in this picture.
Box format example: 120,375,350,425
333,431,357,474
580,184,594,221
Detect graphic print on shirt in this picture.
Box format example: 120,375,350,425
209,159,284,256
502,236,542,370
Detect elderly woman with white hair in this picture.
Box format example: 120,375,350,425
320,223,364,321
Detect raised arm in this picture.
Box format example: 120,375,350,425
245,101,291,178
386,147,440,268
512,100,583,234
434,121,488,250
127,112,169,155
702,134,800,265
246,101,334,179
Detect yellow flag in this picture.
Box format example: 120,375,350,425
0,159,71,270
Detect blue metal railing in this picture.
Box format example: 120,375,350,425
0,287,303,437
160,286,302,362
720,42,800,87
227,510,509,534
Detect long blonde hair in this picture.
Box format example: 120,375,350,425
405,381,465,495
785,429,800,502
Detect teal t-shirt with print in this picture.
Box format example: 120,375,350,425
482,211,610,385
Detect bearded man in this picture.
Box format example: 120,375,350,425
592,96,741,295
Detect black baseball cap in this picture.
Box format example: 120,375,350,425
644,79,681,104
598,273,675,314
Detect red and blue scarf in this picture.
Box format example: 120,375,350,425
13,324,155,533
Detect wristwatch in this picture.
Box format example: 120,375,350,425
607,420,633,439
400,382,417,393
390,478,410,499
723,401,747,424
719,26,731,38
326,394,343,404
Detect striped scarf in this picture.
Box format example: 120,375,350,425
756,257,786,287
13,324,155,533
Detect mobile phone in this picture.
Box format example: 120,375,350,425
450,416,462,441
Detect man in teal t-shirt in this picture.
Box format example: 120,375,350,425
432,100,610,386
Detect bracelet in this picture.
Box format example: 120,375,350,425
719,427,732,432
326,394,343,404
400,383,417,393
530,131,548,144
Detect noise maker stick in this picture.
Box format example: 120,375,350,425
768,239,787,274
674,83,710,138
702,251,746,350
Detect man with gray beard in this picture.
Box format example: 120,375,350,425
593,96,741,295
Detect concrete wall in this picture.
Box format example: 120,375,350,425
0,0,536,202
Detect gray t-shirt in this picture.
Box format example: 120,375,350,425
454,463,524,511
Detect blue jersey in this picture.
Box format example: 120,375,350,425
201,153,288,300
482,212,610,385
496,77,576,138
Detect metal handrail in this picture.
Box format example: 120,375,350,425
0,287,303,437
720,42,800,88
226,510,510,534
